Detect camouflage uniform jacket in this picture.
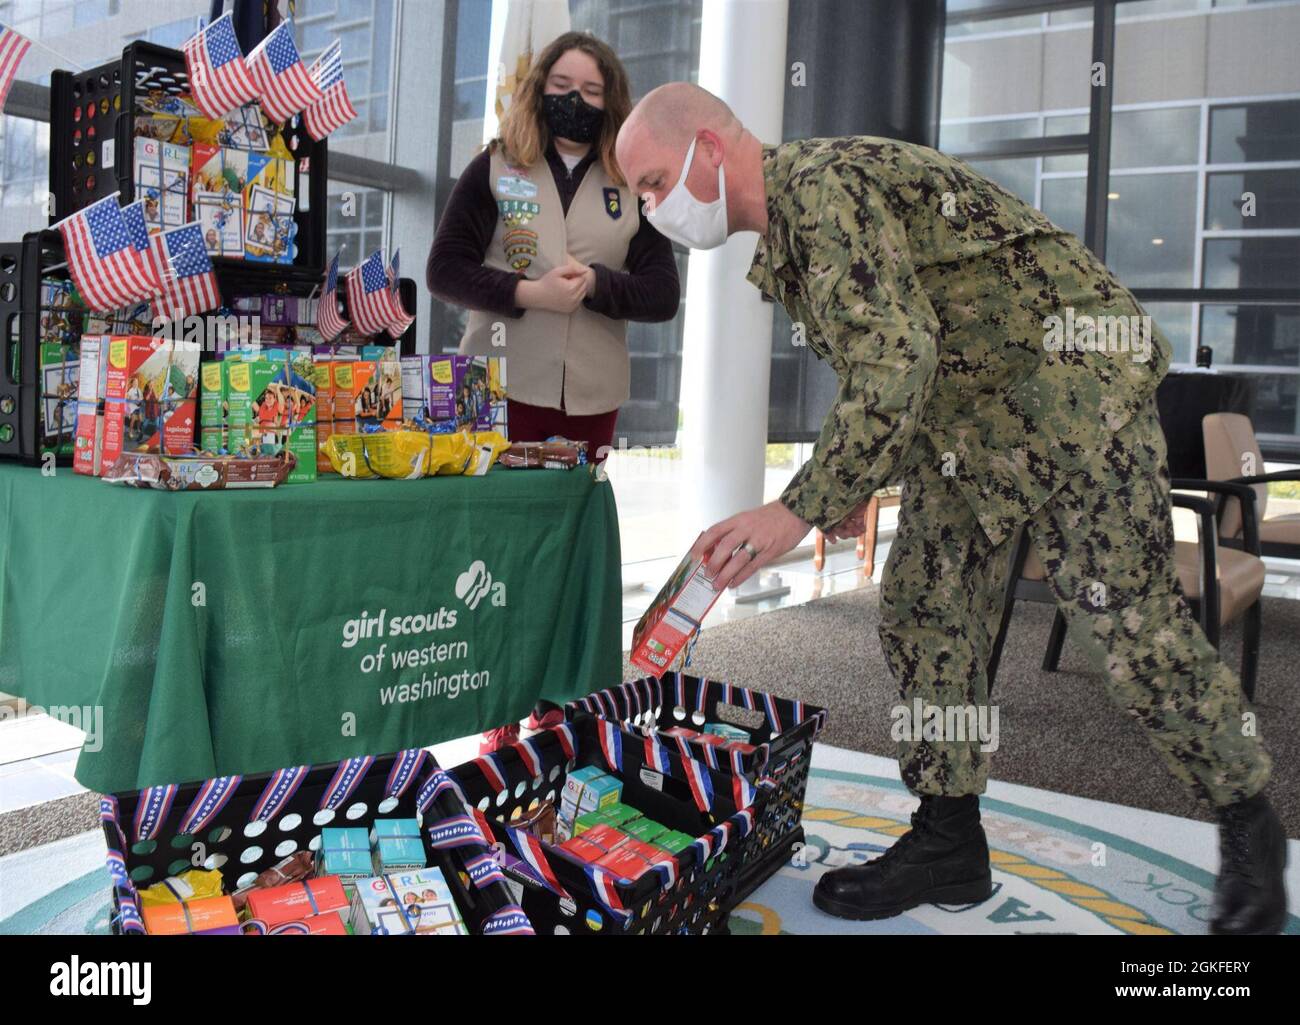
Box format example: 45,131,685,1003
748,137,1172,544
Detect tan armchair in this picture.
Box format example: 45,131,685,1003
1202,412,1300,560
988,479,1264,701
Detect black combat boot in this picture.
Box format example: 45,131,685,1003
1210,792,1287,935
813,794,993,920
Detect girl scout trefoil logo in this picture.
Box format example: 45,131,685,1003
498,199,540,271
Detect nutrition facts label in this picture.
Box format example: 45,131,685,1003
674,568,720,623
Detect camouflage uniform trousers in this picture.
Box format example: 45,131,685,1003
878,400,1271,807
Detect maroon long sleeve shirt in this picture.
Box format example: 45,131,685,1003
426,143,681,323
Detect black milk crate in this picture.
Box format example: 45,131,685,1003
447,716,775,935
50,40,328,274
203,263,419,359
0,230,83,465
0,229,418,465
565,673,827,896
100,749,533,935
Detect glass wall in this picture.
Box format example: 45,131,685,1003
942,0,1300,448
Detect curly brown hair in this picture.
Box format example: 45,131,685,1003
493,31,632,185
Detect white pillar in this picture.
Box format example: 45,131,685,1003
679,0,789,547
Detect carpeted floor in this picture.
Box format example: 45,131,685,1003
624,587,1300,836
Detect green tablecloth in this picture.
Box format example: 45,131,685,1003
0,463,622,794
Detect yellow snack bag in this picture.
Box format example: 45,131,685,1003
138,868,226,907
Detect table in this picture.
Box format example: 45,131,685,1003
1156,370,1256,478
0,463,622,794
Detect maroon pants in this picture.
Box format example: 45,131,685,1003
506,399,620,463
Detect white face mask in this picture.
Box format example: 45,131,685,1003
646,137,728,250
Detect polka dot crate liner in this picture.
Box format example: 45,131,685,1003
99,749,532,935
564,673,827,899
450,716,779,936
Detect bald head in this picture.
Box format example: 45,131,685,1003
625,82,740,154
616,82,766,240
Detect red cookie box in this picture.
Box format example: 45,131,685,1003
560,823,627,862
101,335,200,469
661,726,756,756
243,875,349,928
595,839,664,882
630,551,724,675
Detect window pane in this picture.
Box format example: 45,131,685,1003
946,14,1043,36
1204,238,1300,290
1210,100,1300,164
1111,107,1200,169
1141,301,1195,364
1106,172,1197,287
939,117,1040,153
454,79,485,122
1041,176,1086,239
1043,114,1088,173
1244,374,1299,438
1201,304,1300,369
967,158,1037,207
1206,170,1300,230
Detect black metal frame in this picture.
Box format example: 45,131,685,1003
947,1,1300,462
988,479,1263,701
1219,469,1300,562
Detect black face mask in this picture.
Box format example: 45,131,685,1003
542,90,605,145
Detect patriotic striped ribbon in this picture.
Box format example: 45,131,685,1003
416,766,465,815
384,749,427,799
505,825,570,900
100,796,125,847
763,691,783,734
731,773,757,811
116,892,145,934
105,847,131,889
680,755,714,814
482,905,535,935
550,722,577,761
427,815,487,850
250,765,310,823
178,774,242,834
643,733,671,774
694,677,709,718
132,784,178,842
699,742,720,771
465,850,508,890
474,752,507,792
674,672,687,710
318,756,374,811
582,862,631,920
649,854,678,890
511,736,543,778
597,719,623,773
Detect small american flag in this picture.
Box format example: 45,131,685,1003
387,250,414,335
316,251,348,340
303,40,357,141
57,194,160,312
346,250,411,338
246,21,323,125
182,12,258,119
120,200,156,255
148,222,222,322
0,23,32,113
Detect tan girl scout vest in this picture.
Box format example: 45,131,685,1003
459,147,640,415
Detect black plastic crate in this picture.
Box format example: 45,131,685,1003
0,228,417,465
50,40,328,274
101,749,532,935
565,673,827,895
0,230,83,465
447,716,776,935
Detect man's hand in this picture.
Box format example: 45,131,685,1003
822,499,874,543
690,500,812,591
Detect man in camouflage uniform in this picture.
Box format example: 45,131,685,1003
617,83,1285,934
